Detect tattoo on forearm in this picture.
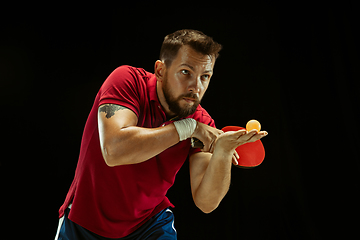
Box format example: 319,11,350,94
99,104,128,119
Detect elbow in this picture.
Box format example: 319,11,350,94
193,192,221,214
195,201,219,214
104,157,117,167
101,144,124,167
101,147,116,167
199,205,218,214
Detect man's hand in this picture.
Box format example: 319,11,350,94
214,129,268,153
191,122,268,165
191,122,224,153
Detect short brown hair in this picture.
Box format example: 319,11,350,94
159,29,222,67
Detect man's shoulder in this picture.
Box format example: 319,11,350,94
101,65,154,93
98,65,155,113
110,65,153,80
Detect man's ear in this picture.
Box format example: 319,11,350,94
154,60,166,82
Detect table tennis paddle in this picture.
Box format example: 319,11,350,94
191,126,265,168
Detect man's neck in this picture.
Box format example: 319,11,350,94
156,81,177,120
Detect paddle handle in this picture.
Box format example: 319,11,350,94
191,138,204,148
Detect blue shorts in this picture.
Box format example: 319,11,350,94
55,206,177,240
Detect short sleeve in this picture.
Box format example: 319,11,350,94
99,66,144,117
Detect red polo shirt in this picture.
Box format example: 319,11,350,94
58,65,215,238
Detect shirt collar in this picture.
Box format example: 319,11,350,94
147,73,168,123
148,74,160,103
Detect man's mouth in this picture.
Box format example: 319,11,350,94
183,97,196,103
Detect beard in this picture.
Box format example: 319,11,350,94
162,75,200,119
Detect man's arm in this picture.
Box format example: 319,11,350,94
189,129,268,213
98,103,224,166
98,104,180,166
189,150,233,214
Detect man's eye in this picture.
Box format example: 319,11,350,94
181,69,189,75
202,75,210,80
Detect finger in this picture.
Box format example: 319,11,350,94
224,130,247,140
235,129,247,137
241,129,258,141
204,129,224,152
235,130,259,144
258,131,268,136
234,150,239,160
256,131,268,139
232,154,238,165
201,142,211,152
209,140,216,153
246,131,268,142
246,129,259,135
200,139,210,152
202,138,216,153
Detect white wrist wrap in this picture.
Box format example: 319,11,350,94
173,118,197,141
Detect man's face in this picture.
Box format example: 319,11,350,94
161,45,215,118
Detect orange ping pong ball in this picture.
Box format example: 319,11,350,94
246,119,261,133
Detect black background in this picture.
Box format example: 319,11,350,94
1,1,359,239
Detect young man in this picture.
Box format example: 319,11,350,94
55,29,268,240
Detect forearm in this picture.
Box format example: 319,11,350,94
193,149,233,213
101,123,179,166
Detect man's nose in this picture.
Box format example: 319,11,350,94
188,77,202,94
